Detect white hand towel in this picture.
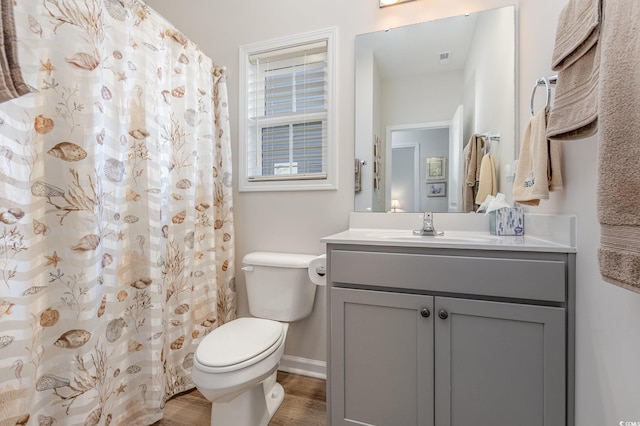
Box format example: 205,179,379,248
513,109,551,206
475,153,497,205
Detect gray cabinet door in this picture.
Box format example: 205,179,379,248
434,297,566,426
331,287,434,426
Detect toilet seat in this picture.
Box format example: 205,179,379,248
195,317,284,374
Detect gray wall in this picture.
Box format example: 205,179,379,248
146,0,640,424
391,127,450,212
391,146,416,211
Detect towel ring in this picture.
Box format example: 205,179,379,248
530,77,552,116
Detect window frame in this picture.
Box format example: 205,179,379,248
238,27,338,192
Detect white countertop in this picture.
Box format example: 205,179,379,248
321,228,576,253
321,213,577,253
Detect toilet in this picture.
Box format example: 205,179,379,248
191,251,324,426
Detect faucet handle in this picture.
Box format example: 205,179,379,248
423,212,434,230
413,212,443,236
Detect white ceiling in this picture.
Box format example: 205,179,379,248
356,12,478,80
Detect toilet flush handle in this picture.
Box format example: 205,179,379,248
241,266,254,272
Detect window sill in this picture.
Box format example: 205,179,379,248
238,179,337,192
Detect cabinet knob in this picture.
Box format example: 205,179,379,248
438,309,449,320
420,308,430,318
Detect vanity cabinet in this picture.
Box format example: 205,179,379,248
326,245,575,426
331,288,435,425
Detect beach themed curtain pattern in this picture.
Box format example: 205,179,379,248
0,1,236,424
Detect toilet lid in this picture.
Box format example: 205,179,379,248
195,317,283,368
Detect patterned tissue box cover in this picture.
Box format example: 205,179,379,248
489,207,524,236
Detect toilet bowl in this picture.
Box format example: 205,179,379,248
190,252,324,426
192,318,289,426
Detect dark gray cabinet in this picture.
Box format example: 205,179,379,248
326,246,575,426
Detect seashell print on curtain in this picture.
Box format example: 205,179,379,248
0,1,236,425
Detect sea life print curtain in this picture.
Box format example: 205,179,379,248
0,1,236,425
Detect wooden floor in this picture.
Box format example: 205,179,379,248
153,371,326,426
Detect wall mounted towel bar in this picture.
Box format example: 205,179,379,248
478,132,501,141
478,133,500,155
530,74,558,116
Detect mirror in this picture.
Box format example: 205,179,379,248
354,6,515,213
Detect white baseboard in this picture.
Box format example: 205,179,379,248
278,355,326,380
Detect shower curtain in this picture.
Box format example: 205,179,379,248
0,1,236,425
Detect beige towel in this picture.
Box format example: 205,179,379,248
0,0,30,103
462,143,473,211
462,135,485,212
546,43,599,140
547,137,563,192
551,0,601,70
513,109,552,206
597,0,640,293
546,0,601,140
475,153,497,205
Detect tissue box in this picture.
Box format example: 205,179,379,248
489,207,524,236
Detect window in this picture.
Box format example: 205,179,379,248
239,28,337,191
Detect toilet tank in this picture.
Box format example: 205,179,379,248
242,252,318,322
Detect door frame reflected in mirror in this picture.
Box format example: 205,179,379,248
386,120,452,213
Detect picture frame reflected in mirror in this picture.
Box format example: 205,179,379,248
426,157,446,181
427,182,446,197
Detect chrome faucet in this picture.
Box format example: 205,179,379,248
413,212,442,236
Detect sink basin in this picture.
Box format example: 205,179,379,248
361,230,497,244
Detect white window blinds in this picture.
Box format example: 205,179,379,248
246,40,328,182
